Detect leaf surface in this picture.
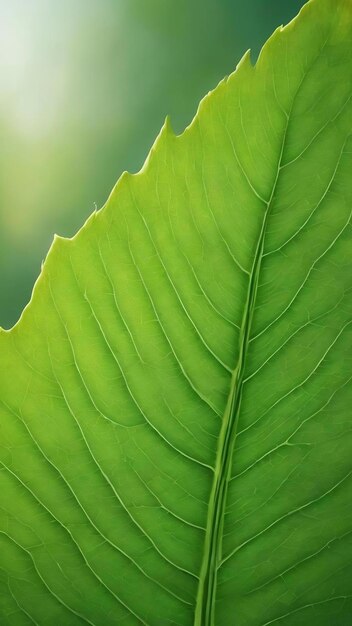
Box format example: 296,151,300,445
1,0,352,624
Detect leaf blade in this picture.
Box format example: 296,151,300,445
1,0,352,624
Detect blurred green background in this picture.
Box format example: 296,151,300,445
0,0,305,329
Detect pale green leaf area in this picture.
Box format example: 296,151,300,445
1,0,352,624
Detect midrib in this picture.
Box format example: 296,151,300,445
192,27,329,626
194,118,290,626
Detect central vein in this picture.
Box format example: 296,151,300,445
193,202,269,626
194,115,289,626
193,29,326,623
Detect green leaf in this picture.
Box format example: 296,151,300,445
1,0,352,624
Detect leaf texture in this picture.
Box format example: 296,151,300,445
1,0,352,624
